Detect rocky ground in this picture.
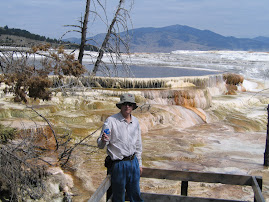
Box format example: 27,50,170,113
0,85,268,201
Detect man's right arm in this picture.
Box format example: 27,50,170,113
97,119,110,149
97,136,106,149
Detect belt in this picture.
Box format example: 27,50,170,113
114,154,135,162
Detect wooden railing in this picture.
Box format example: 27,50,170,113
88,167,265,202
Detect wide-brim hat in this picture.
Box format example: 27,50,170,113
116,93,138,110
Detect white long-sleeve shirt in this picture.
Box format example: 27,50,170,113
97,112,142,167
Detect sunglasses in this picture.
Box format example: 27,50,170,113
122,102,134,107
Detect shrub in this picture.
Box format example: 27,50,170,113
0,124,16,143
0,44,86,103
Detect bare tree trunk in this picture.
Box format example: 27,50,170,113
91,0,125,76
78,0,91,65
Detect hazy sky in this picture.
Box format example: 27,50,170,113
1,0,269,39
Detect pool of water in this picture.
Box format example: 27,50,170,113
26,58,222,78
85,64,222,78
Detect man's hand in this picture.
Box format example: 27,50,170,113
101,133,110,142
140,167,143,176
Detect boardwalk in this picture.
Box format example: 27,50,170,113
88,167,265,202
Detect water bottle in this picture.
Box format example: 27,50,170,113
104,128,110,141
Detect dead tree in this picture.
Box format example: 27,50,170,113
78,0,91,65
91,0,133,76
63,0,106,66
63,0,133,77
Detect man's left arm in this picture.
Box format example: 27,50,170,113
135,125,143,174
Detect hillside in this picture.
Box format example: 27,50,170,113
0,34,55,48
0,26,59,47
0,26,99,51
65,24,269,53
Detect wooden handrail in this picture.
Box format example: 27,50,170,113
88,175,111,202
88,167,265,202
141,168,253,185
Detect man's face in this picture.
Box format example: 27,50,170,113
120,102,134,115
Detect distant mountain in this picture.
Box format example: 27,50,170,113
65,24,269,53
128,25,269,52
253,36,269,44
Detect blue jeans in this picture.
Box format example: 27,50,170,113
111,156,144,202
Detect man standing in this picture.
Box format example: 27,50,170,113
97,93,144,202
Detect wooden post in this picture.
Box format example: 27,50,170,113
181,181,188,196
252,176,264,202
264,104,269,166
